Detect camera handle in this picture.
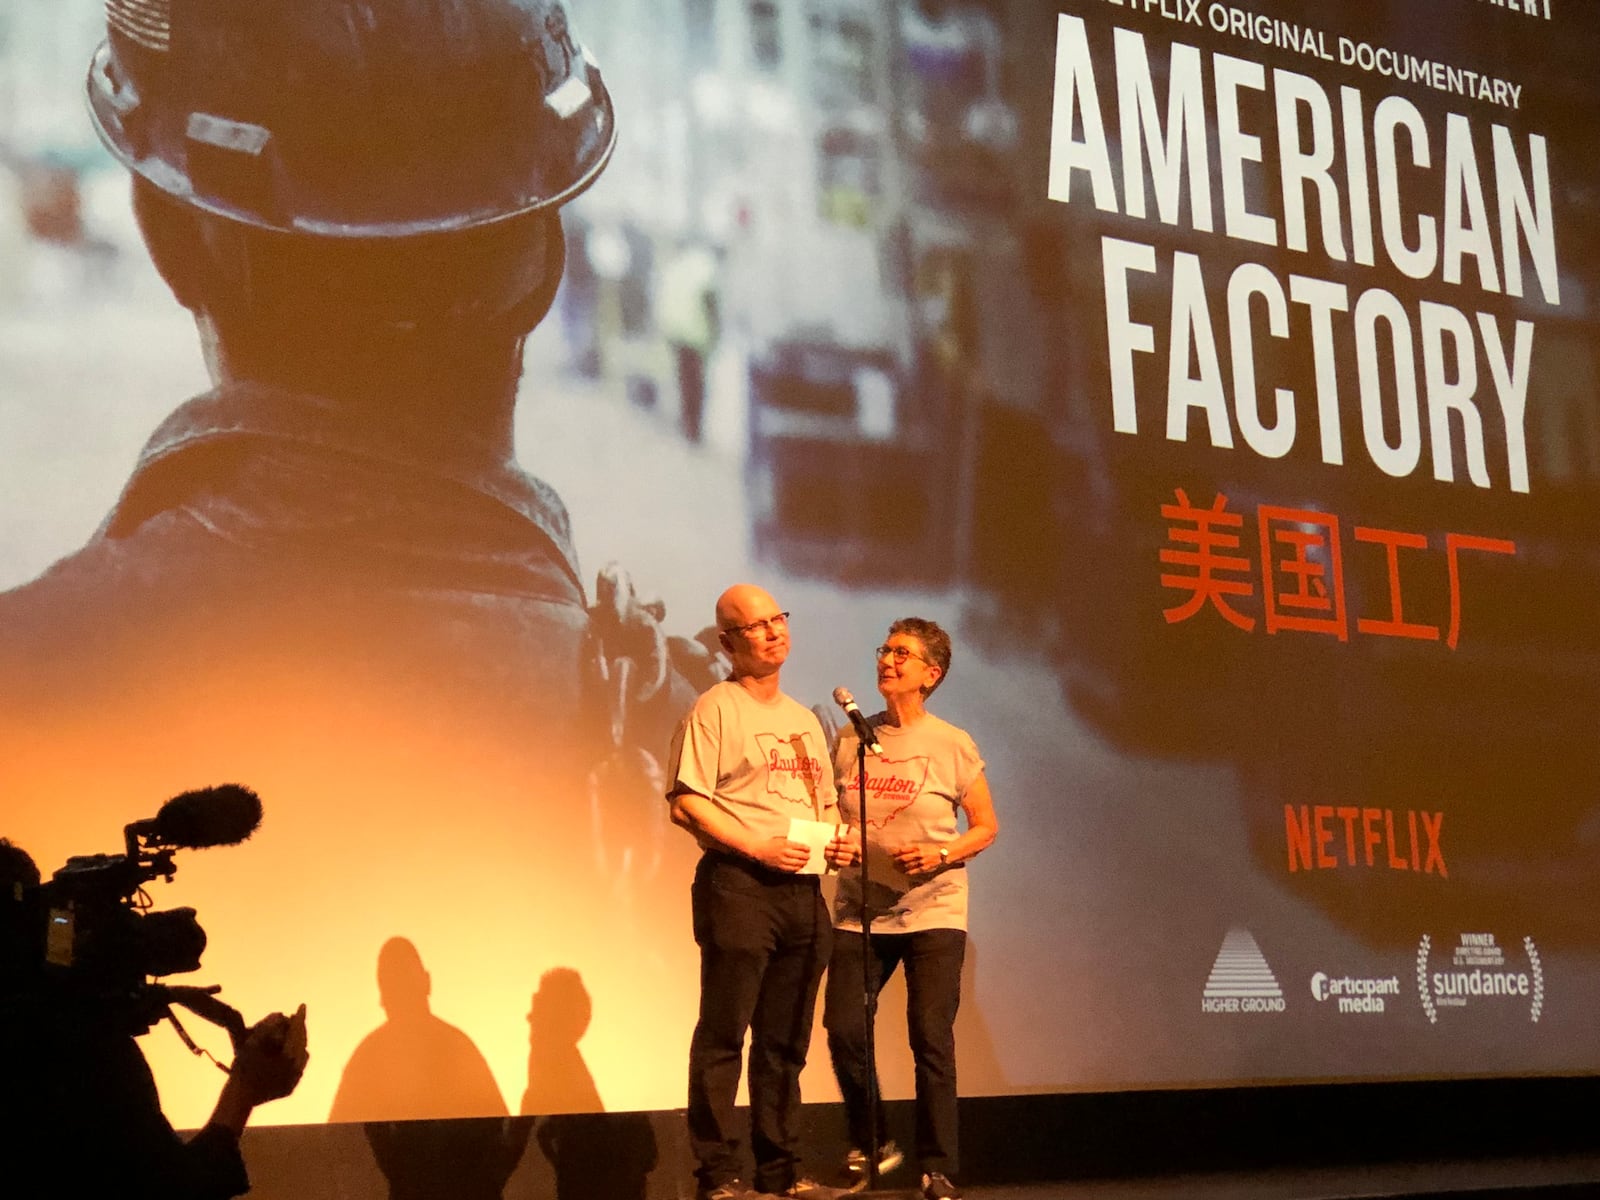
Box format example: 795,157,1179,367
150,983,249,1071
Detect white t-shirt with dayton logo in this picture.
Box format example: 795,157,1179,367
832,712,985,933
666,679,836,851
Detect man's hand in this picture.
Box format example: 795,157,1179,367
231,1004,309,1106
755,836,812,873
207,1004,309,1138
824,825,860,870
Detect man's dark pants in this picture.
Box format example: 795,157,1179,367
823,926,967,1179
688,852,831,1194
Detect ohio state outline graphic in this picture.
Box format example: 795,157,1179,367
844,753,932,829
756,731,825,807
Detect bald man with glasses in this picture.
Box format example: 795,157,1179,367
666,584,857,1200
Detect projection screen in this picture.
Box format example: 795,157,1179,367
2,0,1597,1129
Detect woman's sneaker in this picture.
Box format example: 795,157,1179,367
843,1140,904,1190
921,1171,961,1200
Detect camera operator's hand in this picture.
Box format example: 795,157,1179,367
235,1004,309,1103
208,1005,308,1137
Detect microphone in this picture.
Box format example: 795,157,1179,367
131,785,264,849
832,687,882,755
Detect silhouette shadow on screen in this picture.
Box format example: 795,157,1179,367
329,936,530,1200
521,967,657,1200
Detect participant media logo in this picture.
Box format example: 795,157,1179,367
1309,970,1400,1015
1416,932,1544,1024
1201,928,1286,1014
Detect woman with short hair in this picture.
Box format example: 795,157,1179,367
824,617,999,1200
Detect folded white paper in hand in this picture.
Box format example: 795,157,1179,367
787,818,844,876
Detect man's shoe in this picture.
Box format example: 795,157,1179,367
783,1178,842,1200
921,1172,961,1200
700,1181,758,1200
844,1140,905,1189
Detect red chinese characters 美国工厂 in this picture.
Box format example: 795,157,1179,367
1160,489,1515,650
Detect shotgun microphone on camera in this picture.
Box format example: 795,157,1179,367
127,785,264,850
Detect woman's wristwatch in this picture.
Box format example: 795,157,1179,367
938,846,950,865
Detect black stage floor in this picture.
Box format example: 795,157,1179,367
853,1156,1600,1199
236,1095,1600,1200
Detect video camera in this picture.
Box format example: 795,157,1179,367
19,785,264,1052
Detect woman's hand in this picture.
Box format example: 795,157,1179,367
892,843,946,876
824,825,861,869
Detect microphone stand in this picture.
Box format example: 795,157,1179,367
855,734,888,1195
857,739,908,1196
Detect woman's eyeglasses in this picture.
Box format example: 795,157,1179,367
875,644,928,665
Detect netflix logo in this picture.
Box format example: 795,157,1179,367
1284,805,1447,876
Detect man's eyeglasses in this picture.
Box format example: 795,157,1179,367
876,644,928,665
725,612,790,638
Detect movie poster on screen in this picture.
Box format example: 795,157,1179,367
0,0,1598,1131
